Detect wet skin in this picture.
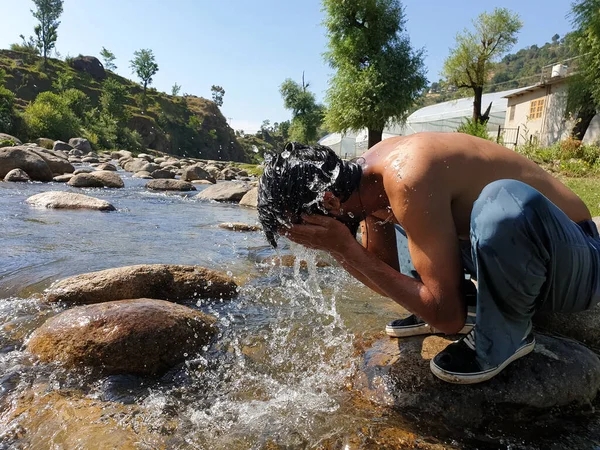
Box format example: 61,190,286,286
284,132,591,334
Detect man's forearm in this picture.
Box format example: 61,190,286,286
332,240,464,334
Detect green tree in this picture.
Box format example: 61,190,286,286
211,85,225,107
323,0,426,148
0,69,16,134
568,0,600,139
280,76,323,144
442,8,522,124
100,47,117,71
130,49,159,96
23,91,81,140
52,70,74,92
100,78,130,124
31,0,64,66
171,83,181,97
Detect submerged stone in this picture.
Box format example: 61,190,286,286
27,298,217,375
196,181,252,202
26,191,115,211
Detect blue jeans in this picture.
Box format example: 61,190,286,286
395,179,600,368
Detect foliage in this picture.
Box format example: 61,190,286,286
31,0,64,64
61,88,90,118
100,78,130,124
211,85,225,107
0,69,16,134
100,47,117,71
23,91,81,140
457,118,493,140
280,77,323,144
10,35,41,63
443,8,522,123
130,49,159,95
323,0,426,147
171,83,181,97
52,70,74,92
0,139,16,147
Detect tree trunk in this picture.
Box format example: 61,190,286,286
143,81,147,97
368,128,383,149
571,105,597,140
473,86,483,123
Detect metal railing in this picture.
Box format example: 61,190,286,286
497,125,520,149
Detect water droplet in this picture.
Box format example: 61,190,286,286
226,271,233,277
281,150,291,159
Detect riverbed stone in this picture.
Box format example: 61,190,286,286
239,187,258,208
123,159,159,173
150,169,175,179
0,146,54,181
196,181,252,202
73,168,95,175
68,137,92,152
67,173,105,188
89,170,124,188
218,222,261,232
27,298,217,375
81,156,100,164
181,163,215,183
353,334,600,429
26,191,115,211
28,147,74,175
0,133,22,146
52,174,73,183
146,179,196,191
45,264,238,304
133,170,153,179
534,304,600,352
53,140,73,151
97,162,117,171
4,168,31,182
110,150,132,160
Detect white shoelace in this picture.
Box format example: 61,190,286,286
463,329,476,351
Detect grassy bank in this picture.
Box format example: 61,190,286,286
562,177,600,217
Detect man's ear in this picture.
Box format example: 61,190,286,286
322,192,341,213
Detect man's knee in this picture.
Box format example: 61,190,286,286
471,179,544,249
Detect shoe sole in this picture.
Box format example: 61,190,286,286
429,338,536,384
385,322,474,338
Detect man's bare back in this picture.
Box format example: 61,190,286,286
362,133,591,240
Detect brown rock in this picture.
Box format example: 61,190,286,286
52,174,73,183
4,168,30,182
45,264,238,304
218,222,261,232
196,181,251,202
90,170,124,188
67,173,105,188
0,146,53,181
28,147,74,175
97,163,117,171
150,169,175,179
146,179,196,191
239,187,258,208
26,191,115,211
27,298,217,375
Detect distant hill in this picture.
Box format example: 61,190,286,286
0,49,249,162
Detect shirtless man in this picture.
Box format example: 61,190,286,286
257,133,600,384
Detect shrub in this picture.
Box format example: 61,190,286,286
23,91,81,141
457,118,493,140
559,137,584,159
0,139,16,147
62,88,91,118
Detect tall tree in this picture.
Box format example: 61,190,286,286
280,75,324,144
171,83,181,97
323,0,426,148
568,0,600,139
100,47,117,71
130,49,159,96
442,8,522,124
211,85,225,107
31,0,64,66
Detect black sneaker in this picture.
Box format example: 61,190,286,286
385,312,476,338
429,329,536,384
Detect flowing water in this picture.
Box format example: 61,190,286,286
0,167,599,449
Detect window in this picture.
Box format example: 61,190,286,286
509,105,515,121
529,98,545,120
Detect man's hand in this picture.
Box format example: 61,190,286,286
282,214,356,255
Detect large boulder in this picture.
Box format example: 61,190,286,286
132,171,153,179
97,163,117,171
4,168,30,182
27,298,217,375
69,56,107,81
52,174,73,183
534,304,600,352
53,140,73,152
150,169,175,179
0,146,53,181
239,187,258,208
181,163,215,183
68,138,93,153
34,138,54,149
353,334,600,429
110,150,133,160
45,264,238,304
26,191,115,211
196,181,252,202
67,173,105,188
0,133,22,146
145,179,196,191
123,159,159,173
28,147,74,175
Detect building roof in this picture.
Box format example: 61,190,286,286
503,76,571,99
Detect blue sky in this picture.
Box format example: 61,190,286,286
0,0,574,133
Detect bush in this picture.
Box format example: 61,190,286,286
457,118,493,140
0,69,16,134
23,91,81,141
62,88,91,118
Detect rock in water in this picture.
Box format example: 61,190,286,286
67,171,124,188
181,163,215,183
26,192,116,211
45,264,238,304
53,140,73,151
68,137,93,152
145,179,196,191
27,298,217,375
353,334,600,429
0,146,53,181
67,173,105,188
239,187,258,208
196,181,252,202
28,147,74,174
4,168,30,182
218,222,261,232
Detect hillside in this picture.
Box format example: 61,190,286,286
0,49,249,162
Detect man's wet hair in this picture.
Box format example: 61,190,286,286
258,142,363,247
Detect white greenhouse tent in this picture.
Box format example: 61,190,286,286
319,86,531,159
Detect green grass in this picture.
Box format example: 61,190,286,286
234,163,263,177
563,177,600,217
